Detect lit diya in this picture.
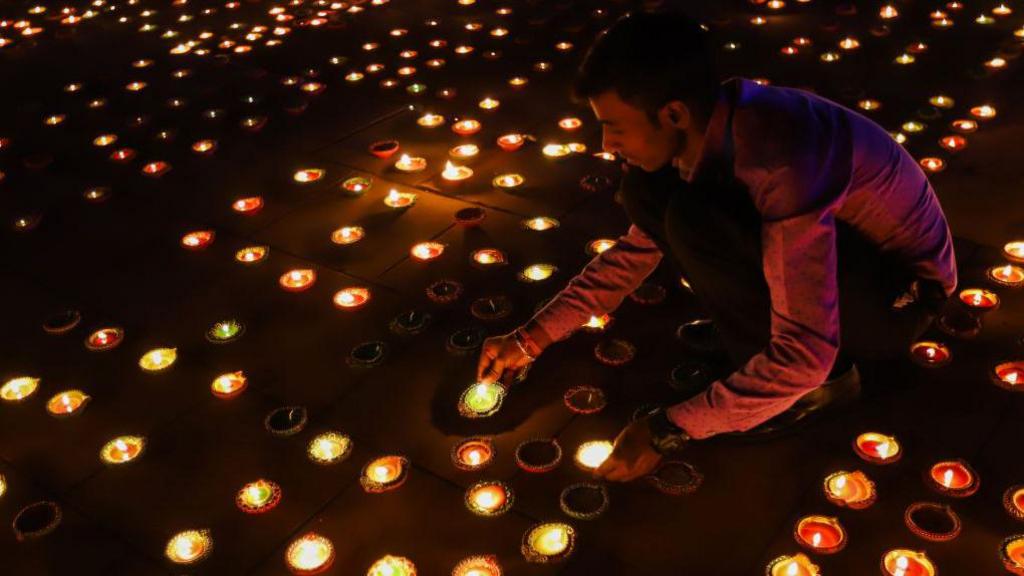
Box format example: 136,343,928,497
586,238,617,256
574,440,613,471
211,371,247,399
452,119,482,136
236,246,268,265
442,161,474,182
46,390,90,417
951,119,978,133
1,377,39,403
342,176,372,195
0,474,5,498
207,319,245,343
988,264,1024,287
993,361,1024,391
1005,241,1024,263
465,481,513,516
100,435,145,464
236,479,281,514
853,432,902,463
417,113,445,127
280,269,316,292
410,242,444,261
181,230,215,250
560,483,609,520
472,249,507,267
927,459,979,497
1002,536,1024,575
558,117,582,131
286,532,334,575
904,502,962,541
308,431,353,465
293,168,324,183
332,226,365,245
881,549,936,576
766,553,820,576
492,173,524,189
367,555,416,576
385,189,417,208
919,157,944,173
971,104,997,119
563,386,607,414
165,529,212,565
110,148,136,162
369,140,400,159
360,455,409,493
939,135,967,151
450,144,479,159
85,327,123,351
192,140,216,155
909,341,951,367
141,161,171,178
515,439,563,473
232,197,264,214
542,143,571,158
794,516,846,554
519,263,557,283
1004,485,1024,521
522,216,559,231
497,133,526,151
452,555,501,576
394,154,427,173
334,287,370,309
452,437,494,471
824,470,877,509
479,97,500,110
459,382,506,418
959,288,1000,311
522,522,575,563
140,348,177,372
581,314,612,332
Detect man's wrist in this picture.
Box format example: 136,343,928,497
513,328,543,359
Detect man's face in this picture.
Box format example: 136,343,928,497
590,90,682,172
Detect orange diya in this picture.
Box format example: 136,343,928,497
410,242,444,261
280,269,316,292
46,390,90,417
452,119,482,136
232,197,264,214
854,432,902,464
909,341,951,367
959,288,1000,311
360,455,409,493
465,481,513,516
332,226,365,245
334,287,370,309
1001,536,1024,575
100,435,145,464
236,478,281,514
1004,485,1024,521
794,516,846,554
881,549,936,576
452,437,494,471
236,246,268,264
181,230,215,250
765,553,820,576
211,371,247,399
824,470,877,509
992,361,1024,391
442,161,474,182
385,189,417,208
1005,241,1024,263
988,263,1024,287
497,133,526,151
452,555,501,576
927,459,979,497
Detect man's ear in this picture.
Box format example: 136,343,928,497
659,101,691,130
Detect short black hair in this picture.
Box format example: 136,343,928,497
574,11,718,124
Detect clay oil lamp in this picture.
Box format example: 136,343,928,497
1002,535,1024,575
236,246,268,264
265,407,308,437
1004,485,1024,521
165,529,212,565
646,460,703,495
286,532,334,575
1004,241,1024,263
794,516,847,554
211,371,247,399
455,207,486,227
478,97,500,111
141,161,171,178
452,555,501,576
595,338,637,367
824,470,877,509
452,437,494,471
959,288,999,312
927,459,979,497
428,279,464,305
46,390,90,417
558,117,582,131
442,161,474,182
497,133,526,151
989,264,1024,287
881,549,936,576
293,168,324,183
992,361,1024,391
42,310,81,335
586,238,617,256
952,119,978,133
139,348,177,372
523,216,559,231
492,173,523,189
342,176,372,195
939,135,966,152
394,154,426,173
859,100,882,111
100,435,145,464
971,104,997,119
521,522,575,563
232,197,264,214
369,140,399,159
909,341,951,367
515,439,563,473
904,502,962,541
563,386,607,414
465,481,513,516
574,440,613,472
181,230,215,250
518,263,556,283
1,377,39,403
334,287,370,309
86,327,123,351
854,432,902,463
360,455,409,493
452,119,481,136
280,269,316,292
919,157,944,173
410,242,444,261
110,147,136,163
459,382,506,418
542,143,571,158
471,296,513,321
389,310,432,336
560,483,609,520
0,474,5,497
509,76,529,88
472,249,507,267
450,144,479,159
12,501,63,542
332,226,365,245
384,189,417,208
367,556,416,576
93,134,117,147
346,71,365,83
307,431,353,465
236,479,281,514
192,139,217,155
207,319,245,344
766,554,820,576
581,314,612,333
417,113,445,127
83,187,111,203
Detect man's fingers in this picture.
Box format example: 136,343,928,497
476,343,498,381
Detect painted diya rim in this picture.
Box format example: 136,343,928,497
852,432,902,464
236,480,282,514
341,176,373,196
880,549,938,576
563,386,607,414
926,459,980,498
426,279,464,304
12,501,62,542
594,338,636,367
389,310,432,336
904,502,962,542
765,554,820,576
264,406,309,437
470,295,513,321
457,383,507,419
958,288,1001,312
629,282,667,305
165,529,213,565
521,522,576,564
464,480,515,517
205,320,246,344
347,341,388,368
451,437,495,471
559,482,609,520
360,455,410,493
452,555,501,576
1004,485,1024,521
286,533,335,575
823,470,878,510
991,361,1024,392
645,460,704,496
84,327,124,351
793,515,847,554
42,309,81,335
988,264,1024,288
368,139,400,159
1000,535,1024,575
446,327,485,355
514,438,563,473
307,432,354,465
46,390,91,418
455,206,487,227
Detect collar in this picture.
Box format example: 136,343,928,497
682,77,745,184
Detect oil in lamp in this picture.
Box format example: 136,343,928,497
286,532,334,574
523,216,559,231
459,383,506,418
452,119,481,135
394,154,426,173
236,479,281,513
139,348,177,372
100,435,145,464
452,555,501,576
86,328,123,351
766,554,819,576
293,168,324,183
334,287,370,309
927,459,979,497
165,529,212,565
211,371,247,399
280,269,316,292
181,230,215,250
367,556,416,576
824,470,877,509
236,246,268,264
342,176,372,195
959,288,999,311
360,455,409,493
452,438,494,471
881,549,936,576
497,133,525,151
232,197,264,214
46,390,89,416
519,264,556,282
411,242,444,261
332,226,365,245
794,516,846,554
854,432,902,463
574,440,613,471
988,263,1024,287
384,189,417,208
522,523,575,563
909,341,951,367
308,431,353,464
1,377,39,403
465,481,513,516
442,161,474,182
492,173,523,189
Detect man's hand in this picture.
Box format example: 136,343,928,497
594,417,663,482
477,332,535,385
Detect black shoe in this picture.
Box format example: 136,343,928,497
726,363,861,439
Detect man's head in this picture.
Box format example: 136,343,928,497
574,12,718,173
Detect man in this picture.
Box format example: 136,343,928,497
476,11,957,482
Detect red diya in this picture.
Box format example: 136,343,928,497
293,168,324,183
236,479,281,514
909,341,951,367
211,371,248,399
368,140,399,159
410,242,444,261
824,470,877,509
1005,241,1024,263
927,459,979,497
951,119,978,133
992,361,1024,391
109,148,136,162
360,455,409,493
853,432,902,464
334,288,370,309
472,249,507,267
452,555,501,576
988,264,1024,287
232,197,264,214
452,437,494,471
465,481,514,516
558,117,582,131
881,549,936,576
86,327,124,351
904,502,962,542
1004,485,1024,521
236,246,268,265
497,133,526,151
515,439,563,473
141,161,171,177
1001,536,1024,575
280,269,316,292
958,288,1000,311
46,390,90,417
181,230,215,250
971,105,998,119
939,135,967,152
919,157,944,173
794,516,846,554
452,119,482,136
